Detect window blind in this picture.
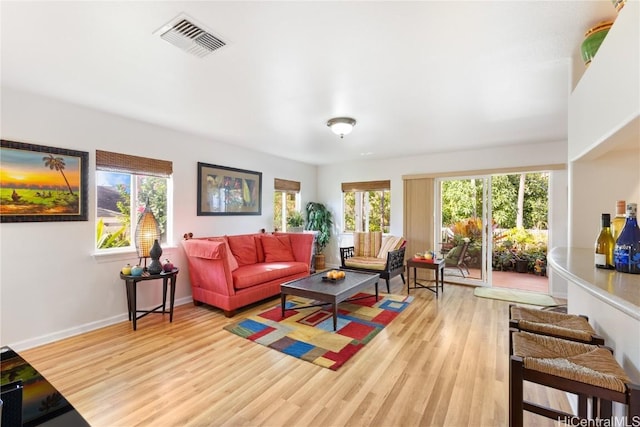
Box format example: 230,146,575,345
341,180,390,192
96,150,173,178
274,178,301,192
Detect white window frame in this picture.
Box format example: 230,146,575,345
95,151,173,256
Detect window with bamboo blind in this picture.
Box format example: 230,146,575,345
273,178,301,232
342,180,391,233
95,150,172,251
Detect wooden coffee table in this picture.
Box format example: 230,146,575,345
280,270,380,331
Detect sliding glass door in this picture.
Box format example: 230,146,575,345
436,172,550,289
436,175,491,286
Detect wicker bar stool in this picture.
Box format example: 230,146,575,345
509,304,604,345
510,331,639,426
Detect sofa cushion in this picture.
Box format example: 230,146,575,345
261,235,295,262
227,234,258,266
344,256,386,271
233,262,308,289
354,231,383,257
377,235,405,259
207,237,239,271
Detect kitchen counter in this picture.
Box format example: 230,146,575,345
548,247,640,320
548,247,640,385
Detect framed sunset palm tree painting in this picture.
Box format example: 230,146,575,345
0,140,88,222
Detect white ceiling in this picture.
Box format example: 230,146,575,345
0,1,617,165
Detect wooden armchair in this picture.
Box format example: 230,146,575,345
339,232,406,293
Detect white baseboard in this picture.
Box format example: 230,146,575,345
9,296,193,352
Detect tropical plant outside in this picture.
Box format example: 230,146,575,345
273,191,298,231
343,190,390,233
286,210,304,228
441,172,549,274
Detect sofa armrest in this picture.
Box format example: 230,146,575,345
182,239,227,259
340,246,355,267
181,239,235,296
386,246,406,273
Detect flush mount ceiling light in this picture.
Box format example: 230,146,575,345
327,117,356,138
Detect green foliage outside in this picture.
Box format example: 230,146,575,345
273,191,298,231
138,176,167,239
344,192,355,231
343,190,390,233
442,173,549,274
442,173,548,229
492,227,548,273
286,210,304,228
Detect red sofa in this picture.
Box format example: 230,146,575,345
181,232,314,316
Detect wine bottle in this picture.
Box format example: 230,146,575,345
613,203,640,274
595,213,615,269
612,200,626,242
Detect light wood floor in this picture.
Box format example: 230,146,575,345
21,279,571,426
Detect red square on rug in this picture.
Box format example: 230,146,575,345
372,310,398,325
260,305,297,321
338,322,375,341
299,310,333,327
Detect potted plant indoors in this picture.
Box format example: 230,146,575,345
305,202,333,270
286,211,305,232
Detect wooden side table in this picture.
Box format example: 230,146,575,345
119,268,179,330
406,258,445,297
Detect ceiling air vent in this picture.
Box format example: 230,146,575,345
155,14,225,58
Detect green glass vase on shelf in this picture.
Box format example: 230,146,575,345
580,21,613,67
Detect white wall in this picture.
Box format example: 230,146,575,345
0,87,317,350
548,169,569,297
570,149,640,249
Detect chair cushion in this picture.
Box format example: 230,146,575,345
227,234,258,266
377,235,404,259
510,306,597,342
353,231,382,257
260,234,295,262
344,256,386,271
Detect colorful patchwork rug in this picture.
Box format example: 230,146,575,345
223,293,413,371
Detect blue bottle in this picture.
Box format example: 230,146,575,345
613,203,640,274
